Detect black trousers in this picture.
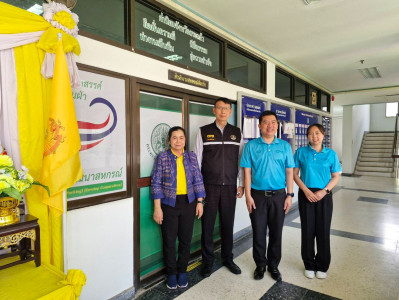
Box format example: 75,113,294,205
250,189,286,268
298,188,333,272
161,195,196,275
201,184,237,265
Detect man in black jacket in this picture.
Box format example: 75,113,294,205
194,97,244,277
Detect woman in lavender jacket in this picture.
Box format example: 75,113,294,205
151,126,206,289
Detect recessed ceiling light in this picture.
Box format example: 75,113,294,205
357,67,382,79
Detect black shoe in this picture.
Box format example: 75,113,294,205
254,266,266,280
201,264,213,278
267,266,282,282
223,260,241,275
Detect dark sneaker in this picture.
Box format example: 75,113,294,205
177,273,188,288
166,274,177,289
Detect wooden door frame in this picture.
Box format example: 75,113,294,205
132,77,236,289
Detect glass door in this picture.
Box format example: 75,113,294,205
137,91,238,279
139,91,183,278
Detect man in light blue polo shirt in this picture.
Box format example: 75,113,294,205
240,110,294,282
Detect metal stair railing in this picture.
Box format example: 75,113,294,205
393,113,399,180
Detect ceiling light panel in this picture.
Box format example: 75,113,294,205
357,67,382,79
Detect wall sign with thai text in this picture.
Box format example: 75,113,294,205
135,0,222,76
168,70,209,89
68,70,127,200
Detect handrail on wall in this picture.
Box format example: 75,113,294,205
393,113,399,180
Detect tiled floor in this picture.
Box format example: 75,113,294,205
133,176,399,300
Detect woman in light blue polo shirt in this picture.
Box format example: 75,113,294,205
293,123,341,280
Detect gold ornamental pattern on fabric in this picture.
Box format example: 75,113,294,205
0,197,20,226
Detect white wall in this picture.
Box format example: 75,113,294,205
266,62,276,97
342,106,353,173
370,103,396,131
331,105,343,160
352,105,370,168
341,104,370,173
66,198,133,300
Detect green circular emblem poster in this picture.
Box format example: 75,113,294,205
151,123,171,155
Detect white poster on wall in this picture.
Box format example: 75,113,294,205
189,114,215,151
140,106,182,177
67,70,127,200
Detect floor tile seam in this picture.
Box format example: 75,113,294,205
357,197,389,204
339,186,399,195
285,221,395,246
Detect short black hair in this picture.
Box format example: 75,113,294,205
259,110,278,123
168,126,186,142
214,97,232,108
307,123,325,136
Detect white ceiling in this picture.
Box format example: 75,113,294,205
172,0,399,105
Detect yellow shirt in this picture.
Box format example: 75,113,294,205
172,149,187,195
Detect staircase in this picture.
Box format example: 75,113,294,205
354,132,394,177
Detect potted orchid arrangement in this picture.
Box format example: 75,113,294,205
0,152,49,201
0,148,49,225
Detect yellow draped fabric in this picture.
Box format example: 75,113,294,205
0,2,80,54
41,38,83,216
37,27,81,55
0,1,83,275
0,260,86,300
14,41,60,268
0,2,50,33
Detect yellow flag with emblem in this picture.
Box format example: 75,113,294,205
40,37,83,216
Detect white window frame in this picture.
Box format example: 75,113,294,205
385,102,398,117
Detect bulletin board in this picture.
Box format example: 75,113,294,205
271,103,293,145
239,95,267,143
295,109,319,150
